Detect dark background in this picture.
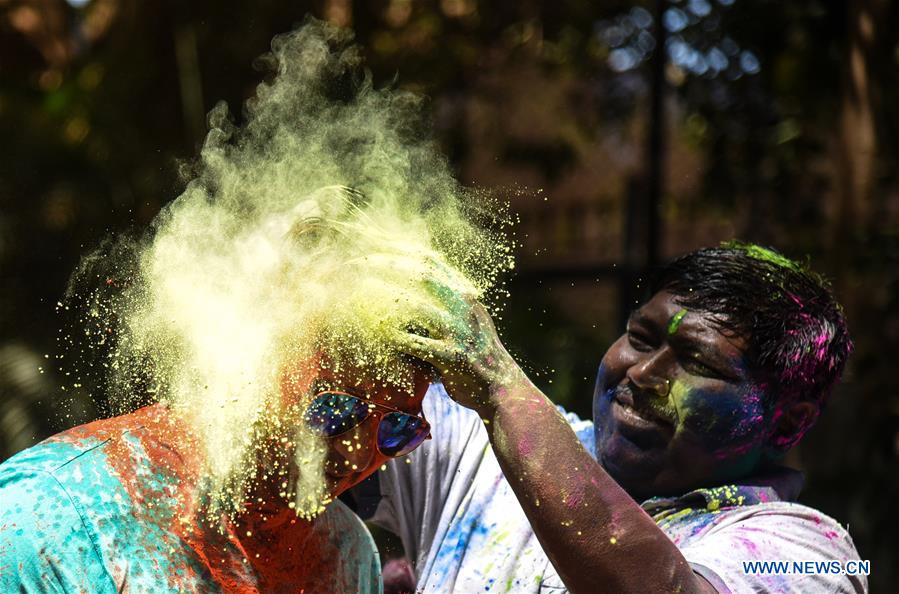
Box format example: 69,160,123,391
1,0,897,590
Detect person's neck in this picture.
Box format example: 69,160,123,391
233,475,318,569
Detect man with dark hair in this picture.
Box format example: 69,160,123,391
385,243,865,593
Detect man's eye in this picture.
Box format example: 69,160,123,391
626,330,653,351
683,357,725,379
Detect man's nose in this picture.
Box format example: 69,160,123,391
332,421,379,466
626,348,673,397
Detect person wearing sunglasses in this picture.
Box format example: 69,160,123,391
0,346,435,594
0,195,462,594
300,360,435,498
0,22,512,592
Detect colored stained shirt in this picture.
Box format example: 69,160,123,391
0,405,382,593
372,384,866,593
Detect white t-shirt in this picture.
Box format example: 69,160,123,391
372,384,866,593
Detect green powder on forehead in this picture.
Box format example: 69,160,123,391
667,309,688,335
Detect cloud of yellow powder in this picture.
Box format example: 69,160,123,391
63,19,513,521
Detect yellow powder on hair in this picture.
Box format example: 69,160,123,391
63,19,513,522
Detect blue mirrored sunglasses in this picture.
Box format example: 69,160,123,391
304,391,431,457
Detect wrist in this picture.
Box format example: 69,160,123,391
478,366,533,421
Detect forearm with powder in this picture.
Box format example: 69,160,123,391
397,298,709,592
477,371,708,594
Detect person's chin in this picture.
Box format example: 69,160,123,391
324,468,356,497
597,428,667,492
327,466,377,498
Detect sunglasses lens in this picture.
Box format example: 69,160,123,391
378,412,430,457
305,393,370,436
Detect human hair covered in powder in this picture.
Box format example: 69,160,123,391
62,19,514,522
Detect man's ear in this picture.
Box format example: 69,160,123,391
766,400,820,453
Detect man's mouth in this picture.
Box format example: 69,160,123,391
611,385,676,429
324,455,357,479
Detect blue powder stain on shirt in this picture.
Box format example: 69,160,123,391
0,428,206,592
429,498,499,590
442,517,492,561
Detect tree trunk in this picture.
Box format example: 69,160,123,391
833,0,886,237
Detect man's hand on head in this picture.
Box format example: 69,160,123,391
389,276,527,417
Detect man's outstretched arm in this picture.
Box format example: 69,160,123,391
397,299,716,594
